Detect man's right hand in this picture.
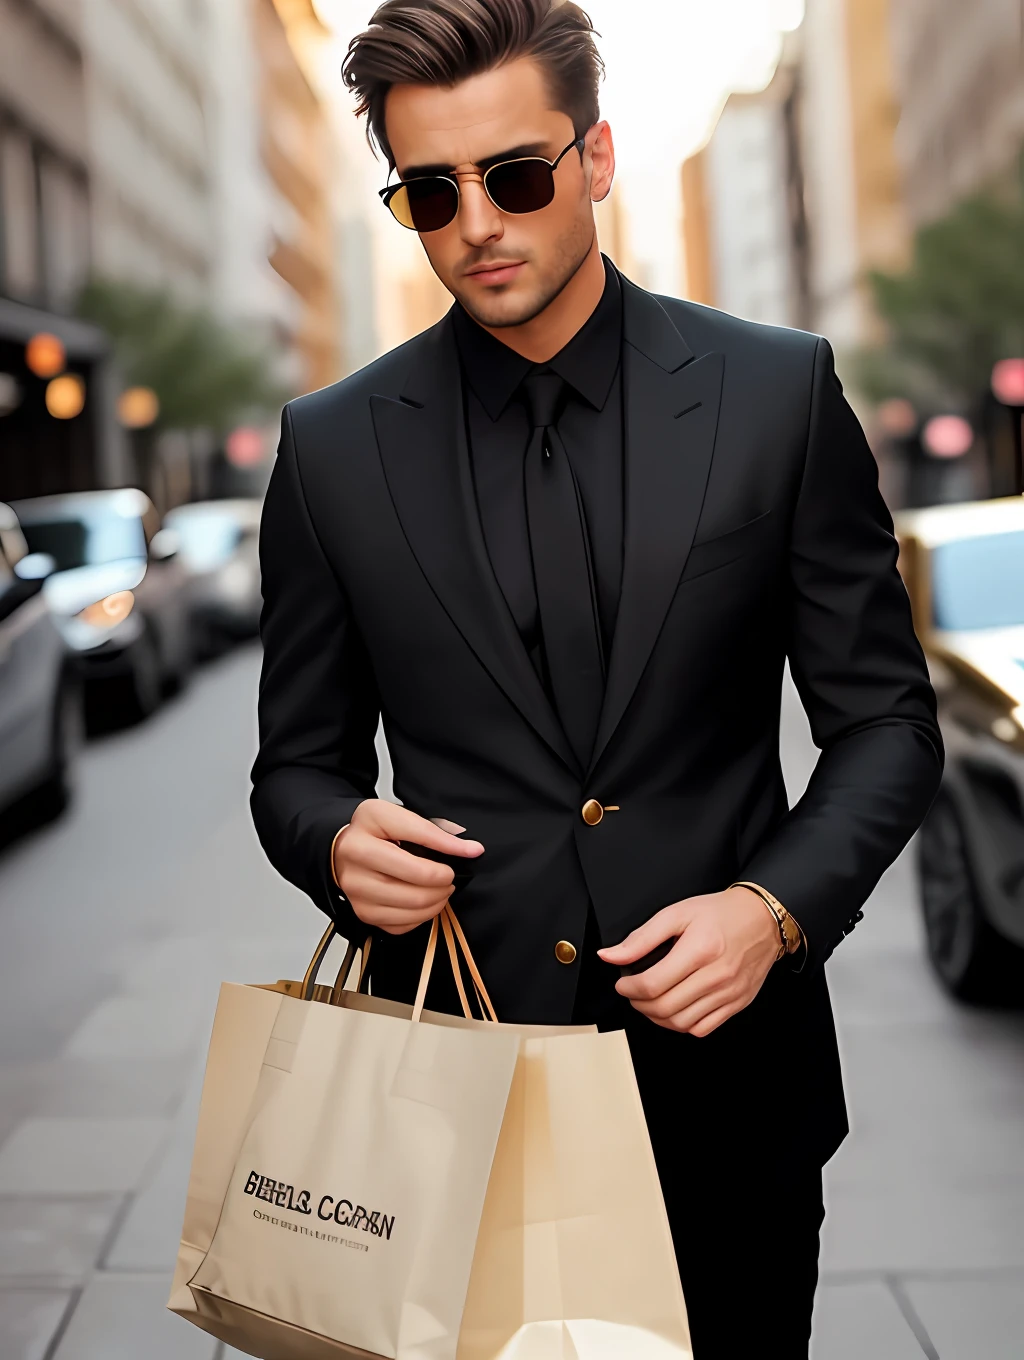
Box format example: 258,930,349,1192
332,800,485,935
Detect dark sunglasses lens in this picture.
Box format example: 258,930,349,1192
486,159,555,214
391,178,458,232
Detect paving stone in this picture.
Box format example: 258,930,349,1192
65,991,217,1061
105,1060,206,1271
0,1056,195,1123
0,1198,120,1281
821,1180,1024,1274
811,1280,925,1360
53,1272,217,1359
0,1119,169,1195
904,1277,1024,1360
0,1287,72,1360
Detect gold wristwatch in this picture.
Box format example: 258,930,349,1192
730,881,804,961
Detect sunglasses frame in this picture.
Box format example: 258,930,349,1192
380,137,586,232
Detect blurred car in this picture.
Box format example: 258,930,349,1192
0,503,81,820
12,489,192,721
896,496,1024,1002
163,499,262,657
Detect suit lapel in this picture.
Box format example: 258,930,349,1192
590,279,725,771
371,315,580,775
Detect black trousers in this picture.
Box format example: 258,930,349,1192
572,914,825,1360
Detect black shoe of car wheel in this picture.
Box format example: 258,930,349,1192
918,789,1024,1005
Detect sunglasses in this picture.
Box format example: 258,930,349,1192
380,138,586,233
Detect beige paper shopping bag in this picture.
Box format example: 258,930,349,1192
170,907,691,1360
457,1027,691,1360
170,913,520,1359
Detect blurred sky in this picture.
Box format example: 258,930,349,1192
312,0,805,292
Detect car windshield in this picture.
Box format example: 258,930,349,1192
20,509,146,571
169,512,242,570
932,529,1024,630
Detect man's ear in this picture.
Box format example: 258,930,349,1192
588,121,616,204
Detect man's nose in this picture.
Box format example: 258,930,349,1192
456,174,503,247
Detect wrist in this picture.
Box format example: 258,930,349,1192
330,824,351,890
730,881,803,961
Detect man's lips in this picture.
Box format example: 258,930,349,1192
464,261,525,286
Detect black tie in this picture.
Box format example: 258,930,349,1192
522,370,604,768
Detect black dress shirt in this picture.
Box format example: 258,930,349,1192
453,260,624,680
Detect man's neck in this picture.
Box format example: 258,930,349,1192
478,238,606,364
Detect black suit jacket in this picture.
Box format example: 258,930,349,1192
252,272,942,1164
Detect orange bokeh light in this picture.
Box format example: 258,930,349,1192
26,333,66,379
45,373,86,420
118,386,160,429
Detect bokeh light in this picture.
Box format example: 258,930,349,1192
225,426,266,467
25,333,66,379
991,359,1024,407
922,415,974,459
118,386,160,429
44,373,86,420
877,398,918,439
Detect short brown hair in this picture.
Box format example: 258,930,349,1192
342,0,603,166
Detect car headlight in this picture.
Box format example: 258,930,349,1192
76,590,135,628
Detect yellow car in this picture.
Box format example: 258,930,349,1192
896,497,1024,1002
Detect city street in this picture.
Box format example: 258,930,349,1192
0,644,1021,1360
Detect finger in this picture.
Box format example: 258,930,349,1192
686,1002,741,1038
634,983,736,1033
368,803,484,857
353,903,444,936
619,958,730,1014
615,933,720,1001
596,905,684,965
350,835,456,889
341,869,450,913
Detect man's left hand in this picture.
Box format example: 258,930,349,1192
598,887,781,1037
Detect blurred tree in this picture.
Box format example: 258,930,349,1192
855,188,1024,411
76,278,289,434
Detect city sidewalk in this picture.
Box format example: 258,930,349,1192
0,646,1021,1358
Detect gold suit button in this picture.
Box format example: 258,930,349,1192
555,940,578,965
581,799,604,826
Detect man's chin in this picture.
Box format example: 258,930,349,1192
455,285,550,330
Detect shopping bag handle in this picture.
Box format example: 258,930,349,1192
299,928,372,1004
300,904,498,1025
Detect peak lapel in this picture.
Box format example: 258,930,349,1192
590,282,725,771
371,316,579,775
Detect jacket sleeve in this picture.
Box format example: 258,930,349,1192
250,403,379,938
740,338,943,970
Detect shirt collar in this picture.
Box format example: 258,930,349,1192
453,257,623,421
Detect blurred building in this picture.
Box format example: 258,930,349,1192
0,0,125,499
681,45,809,330
796,0,909,351
205,0,301,375
253,0,342,392
80,0,213,299
888,0,1024,226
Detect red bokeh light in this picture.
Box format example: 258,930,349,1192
992,359,1024,407
225,426,265,467
922,415,974,459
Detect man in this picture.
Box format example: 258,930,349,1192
251,1,942,1353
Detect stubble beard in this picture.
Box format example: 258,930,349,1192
452,217,596,331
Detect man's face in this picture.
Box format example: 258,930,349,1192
384,58,610,329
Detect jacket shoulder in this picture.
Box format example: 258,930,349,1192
656,293,823,366
284,320,444,433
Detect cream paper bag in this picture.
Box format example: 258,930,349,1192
169,907,691,1360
